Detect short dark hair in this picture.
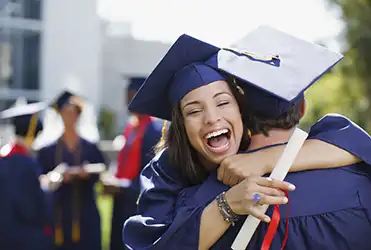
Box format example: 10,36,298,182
12,115,43,138
155,79,250,185
245,98,304,136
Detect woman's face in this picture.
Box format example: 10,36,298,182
180,80,243,169
60,103,80,129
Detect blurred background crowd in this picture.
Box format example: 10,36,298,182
0,0,370,249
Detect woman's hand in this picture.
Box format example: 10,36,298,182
218,139,363,187
225,176,295,222
77,170,89,179
63,171,74,183
63,168,89,182
218,150,275,187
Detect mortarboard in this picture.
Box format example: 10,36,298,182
0,98,47,144
205,25,344,118
128,34,227,121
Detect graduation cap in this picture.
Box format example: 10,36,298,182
205,25,344,118
128,34,227,121
0,98,47,145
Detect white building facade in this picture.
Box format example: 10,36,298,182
0,0,170,138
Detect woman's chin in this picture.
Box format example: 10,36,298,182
204,149,237,167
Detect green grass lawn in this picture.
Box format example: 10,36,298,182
96,185,113,250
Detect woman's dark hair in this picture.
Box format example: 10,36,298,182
155,78,251,185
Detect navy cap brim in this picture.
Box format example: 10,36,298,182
128,34,220,121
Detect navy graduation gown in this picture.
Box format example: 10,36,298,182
37,137,106,250
123,114,371,249
138,163,371,250
110,118,162,250
0,149,52,250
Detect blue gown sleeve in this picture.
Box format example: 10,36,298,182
137,150,184,218
308,114,371,164
124,204,207,250
123,149,196,249
124,168,227,249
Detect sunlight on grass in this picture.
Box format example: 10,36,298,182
97,184,113,250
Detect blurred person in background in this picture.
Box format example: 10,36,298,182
105,78,162,250
36,90,107,250
0,99,53,250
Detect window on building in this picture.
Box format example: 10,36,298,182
0,0,42,20
0,42,12,88
0,30,40,90
0,0,41,91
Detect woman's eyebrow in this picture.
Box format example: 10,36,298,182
182,100,200,110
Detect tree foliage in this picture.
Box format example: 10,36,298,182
301,0,371,132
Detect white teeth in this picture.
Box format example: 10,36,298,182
205,129,229,139
212,142,229,150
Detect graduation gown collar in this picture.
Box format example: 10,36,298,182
0,142,29,157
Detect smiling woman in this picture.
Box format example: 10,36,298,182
164,77,249,185
123,31,295,250
181,81,244,164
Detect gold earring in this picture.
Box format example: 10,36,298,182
247,128,252,137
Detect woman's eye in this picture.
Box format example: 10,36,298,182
217,101,230,107
187,109,201,116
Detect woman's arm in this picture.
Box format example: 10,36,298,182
218,139,360,187
289,139,359,170
218,114,367,186
199,177,294,249
199,200,230,249
265,138,360,173
122,149,186,249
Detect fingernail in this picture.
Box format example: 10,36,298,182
283,197,288,203
266,177,272,181
288,184,296,190
265,216,271,223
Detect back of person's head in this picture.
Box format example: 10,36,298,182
245,96,305,136
12,114,44,139
0,99,46,146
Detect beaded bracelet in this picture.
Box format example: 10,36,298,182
216,192,240,226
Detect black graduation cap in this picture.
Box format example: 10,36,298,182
0,99,47,142
50,90,85,112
